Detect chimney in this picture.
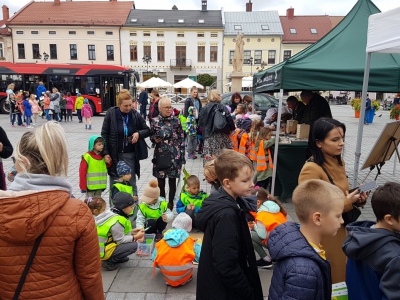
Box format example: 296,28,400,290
201,0,207,12
2,5,9,21
54,0,60,5
287,7,294,20
246,0,252,12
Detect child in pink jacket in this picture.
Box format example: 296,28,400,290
81,99,93,130
66,92,74,121
29,95,41,125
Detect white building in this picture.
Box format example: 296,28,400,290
121,0,224,91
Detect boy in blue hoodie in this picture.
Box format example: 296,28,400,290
152,212,201,287
268,179,344,300
343,182,400,300
79,135,112,197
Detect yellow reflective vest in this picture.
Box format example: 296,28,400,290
83,153,107,190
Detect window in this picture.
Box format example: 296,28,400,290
17,44,25,59
210,46,217,62
16,31,23,34
31,31,39,35
49,31,56,35
106,45,114,61
143,45,151,58
177,33,184,37
289,28,297,34
143,32,150,37
244,50,251,63
229,50,234,64
178,19,184,23
32,44,40,59
211,32,218,38
130,45,137,61
283,50,292,61
268,50,276,64
88,45,96,60
157,32,164,37
261,25,269,30
130,31,137,37
310,28,317,34
50,44,57,59
158,19,164,23
157,46,165,62
106,31,113,35
254,50,262,64
197,33,204,38
69,31,76,35
199,19,204,23
234,25,242,30
70,44,77,60
87,31,94,35
0,43,3,58
198,46,205,62
131,19,137,23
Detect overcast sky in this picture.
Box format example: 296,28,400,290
3,0,397,18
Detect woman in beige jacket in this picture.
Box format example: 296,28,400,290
0,122,104,300
298,118,368,284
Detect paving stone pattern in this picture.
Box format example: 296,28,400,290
1,104,396,299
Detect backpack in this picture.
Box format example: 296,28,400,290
211,104,234,135
149,99,159,119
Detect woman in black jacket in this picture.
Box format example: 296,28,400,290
0,126,13,190
101,89,150,198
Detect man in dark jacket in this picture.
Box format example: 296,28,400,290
286,96,306,123
300,90,332,126
138,87,148,119
183,86,202,121
196,150,263,300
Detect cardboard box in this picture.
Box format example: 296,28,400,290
286,120,298,134
296,124,310,139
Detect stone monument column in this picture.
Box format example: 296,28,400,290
231,33,245,92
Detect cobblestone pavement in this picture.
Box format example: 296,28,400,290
1,104,397,299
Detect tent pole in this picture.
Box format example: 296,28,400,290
352,53,371,188
271,89,283,196
252,88,255,114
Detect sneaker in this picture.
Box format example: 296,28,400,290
102,261,120,271
21,124,26,127
11,125,15,128
115,257,129,264
26,126,33,129
256,258,273,269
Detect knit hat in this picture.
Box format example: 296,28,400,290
113,192,134,210
84,98,89,104
172,213,192,232
140,179,160,204
117,161,131,178
77,93,81,96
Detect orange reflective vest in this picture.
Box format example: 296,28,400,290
153,237,195,287
256,140,274,171
249,142,257,161
238,132,249,155
230,129,241,152
256,211,287,244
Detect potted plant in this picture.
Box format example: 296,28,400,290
371,101,380,111
350,98,361,118
390,104,400,120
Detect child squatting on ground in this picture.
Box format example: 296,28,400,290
342,182,400,300
248,187,287,269
95,192,145,271
176,175,208,229
79,135,112,198
267,179,344,300
152,212,202,287
135,179,173,241
196,149,264,300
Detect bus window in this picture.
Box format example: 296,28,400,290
74,76,100,96
49,75,75,94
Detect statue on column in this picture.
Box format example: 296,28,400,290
232,33,245,74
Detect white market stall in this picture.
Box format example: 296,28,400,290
137,77,172,88
173,77,204,89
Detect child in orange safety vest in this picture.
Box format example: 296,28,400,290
248,119,264,161
248,187,287,269
254,127,275,190
236,118,252,155
152,212,201,287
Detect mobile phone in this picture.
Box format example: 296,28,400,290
349,181,377,193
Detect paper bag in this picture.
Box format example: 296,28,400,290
296,124,310,139
286,120,298,134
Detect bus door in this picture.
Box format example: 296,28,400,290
102,77,115,111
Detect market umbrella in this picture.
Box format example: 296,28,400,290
173,77,204,89
137,77,172,88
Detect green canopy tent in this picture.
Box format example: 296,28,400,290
253,0,400,194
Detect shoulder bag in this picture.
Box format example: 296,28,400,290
154,149,172,170
306,158,361,225
13,233,44,300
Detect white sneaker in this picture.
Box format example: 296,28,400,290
27,126,33,129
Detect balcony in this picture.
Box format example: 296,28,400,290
170,58,192,70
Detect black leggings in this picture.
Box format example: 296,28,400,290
145,217,167,234
157,177,176,204
61,109,67,121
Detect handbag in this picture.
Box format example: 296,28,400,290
13,233,44,300
154,150,172,170
132,111,149,160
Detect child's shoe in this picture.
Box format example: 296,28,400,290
89,125,92,130
256,258,273,269
102,261,120,271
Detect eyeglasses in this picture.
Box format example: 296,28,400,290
161,106,172,110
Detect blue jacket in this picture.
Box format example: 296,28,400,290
36,84,46,99
343,221,400,300
23,99,32,117
365,98,372,111
267,222,332,300
138,91,148,106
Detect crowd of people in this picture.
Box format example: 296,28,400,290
0,87,399,300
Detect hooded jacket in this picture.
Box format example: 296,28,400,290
342,221,400,300
196,188,263,300
267,222,332,300
0,174,104,300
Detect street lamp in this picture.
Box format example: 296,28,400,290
142,55,152,77
248,56,253,75
39,52,49,63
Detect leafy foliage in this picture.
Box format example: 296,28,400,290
197,74,214,87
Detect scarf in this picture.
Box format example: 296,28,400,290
111,207,129,219
9,173,73,195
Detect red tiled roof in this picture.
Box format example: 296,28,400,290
0,20,10,35
7,0,134,26
279,15,333,44
329,16,345,28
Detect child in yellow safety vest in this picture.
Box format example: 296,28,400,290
79,135,112,198
152,212,202,287
135,179,174,242
248,187,287,269
95,192,145,271
254,127,275,191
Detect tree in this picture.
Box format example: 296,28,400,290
197,74,214,87
150,74,160,78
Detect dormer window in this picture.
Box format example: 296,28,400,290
158,19,164,23
199,19,204,23
261,25,269,30
131,19,137,23
234,25,242,30
290,28,297,34
178,19,184,23
310,28,317,34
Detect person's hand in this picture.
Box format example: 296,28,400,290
354,191,369,207
248,221,255,229
0,142,3,153
154,137,162,143
131,132,139,144
346,189,361,204
162,213,167,222
134,229,145,241
189,204,195,210
104,155,111,164
132,228,142,235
